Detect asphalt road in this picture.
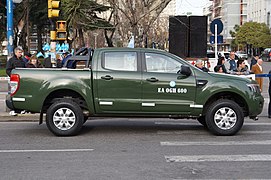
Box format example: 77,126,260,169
1,118,271,179
1,60,271,179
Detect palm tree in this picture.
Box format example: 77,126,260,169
61,0,114,48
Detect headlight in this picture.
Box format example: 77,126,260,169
247,84,261,93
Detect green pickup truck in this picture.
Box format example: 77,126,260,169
6,48,264,136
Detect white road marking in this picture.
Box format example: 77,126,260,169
0,149,94,153
157,130,271,135
161,140,271,146
155,122,271,126
165,154,271,162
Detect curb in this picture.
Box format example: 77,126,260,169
0,113,41,122
0,77,9,80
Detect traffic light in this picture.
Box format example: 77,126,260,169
56,21,67,41
48,0,60,18
50,30,56,40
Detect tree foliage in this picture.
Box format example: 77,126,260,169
0,0,49,52
106,0,172,47
235,22,271,48
61,0,114,48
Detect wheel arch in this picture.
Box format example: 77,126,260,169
202,91,248,117
42,89,92,116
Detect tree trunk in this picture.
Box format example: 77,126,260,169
104,29,114,47
78,28,85,47
37,25,43,53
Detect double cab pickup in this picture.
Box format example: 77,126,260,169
6,48,264,136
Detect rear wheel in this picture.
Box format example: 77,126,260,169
46,99,84,136
205,99,244,136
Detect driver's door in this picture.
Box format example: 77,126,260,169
141,52,197,114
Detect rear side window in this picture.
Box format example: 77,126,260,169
103,52,137,71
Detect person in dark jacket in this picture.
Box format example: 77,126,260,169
26,55,43,68
195,59,209,72
43,55,52,68
6,47,25,76
225,51,237,72
250,55,258,69
214,56,228,73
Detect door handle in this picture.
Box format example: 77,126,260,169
146,77,159,82
101,75,113,80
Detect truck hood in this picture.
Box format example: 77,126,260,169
208,72,253,84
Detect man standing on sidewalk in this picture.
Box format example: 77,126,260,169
5,47,25,116
6,47,25,77
224,51,237,72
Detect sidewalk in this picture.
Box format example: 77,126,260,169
0,92,40,121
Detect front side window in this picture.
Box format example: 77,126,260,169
103,52,137,71
145,53,182,73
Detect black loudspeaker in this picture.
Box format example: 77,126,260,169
169,16,189,58
188,16,207,58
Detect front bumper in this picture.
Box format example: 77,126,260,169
249,95,264,117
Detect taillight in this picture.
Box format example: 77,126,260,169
10,74,20,96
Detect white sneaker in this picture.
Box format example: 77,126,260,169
9,110,17,116
20,110,26,114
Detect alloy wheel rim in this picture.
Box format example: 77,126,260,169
214,107,237,130
53,108,76,130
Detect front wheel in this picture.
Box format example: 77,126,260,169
205,99,244,136
46,99,84,136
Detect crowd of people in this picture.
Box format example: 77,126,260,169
5,46,72,77
195,51,264,91
195,50,269,117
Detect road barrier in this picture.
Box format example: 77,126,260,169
255,74,271,78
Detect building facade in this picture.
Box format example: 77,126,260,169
247,0,271,29
222,0,248,46
205,0,270,51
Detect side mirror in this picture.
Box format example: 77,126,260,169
179,65,192,76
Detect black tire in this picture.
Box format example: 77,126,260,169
197,116,207,127
46,99,84,136
205,99,244,136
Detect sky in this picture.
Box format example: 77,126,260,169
176,0,211,16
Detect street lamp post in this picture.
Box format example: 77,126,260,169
6,0,22,58
6,0,13,58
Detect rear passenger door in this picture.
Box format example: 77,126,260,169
95,51,142,113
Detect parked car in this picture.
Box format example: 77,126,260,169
218,51,230,59
261,48,271,62
235,51,248,60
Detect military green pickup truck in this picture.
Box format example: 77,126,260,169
6,48,264,136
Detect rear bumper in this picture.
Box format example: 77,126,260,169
5,95,15,110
